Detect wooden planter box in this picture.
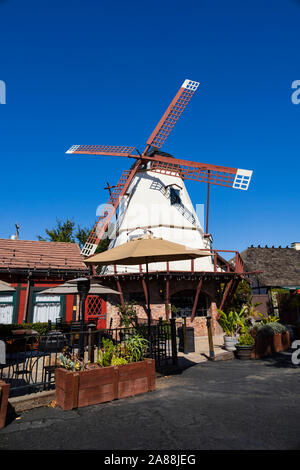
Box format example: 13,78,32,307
251,331,290,359
0,380,10,429
55,359,156,410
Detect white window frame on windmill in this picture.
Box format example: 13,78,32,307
0,80,6,104
233,169,253,190
182,79,200,91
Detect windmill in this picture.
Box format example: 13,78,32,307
66,79,252,262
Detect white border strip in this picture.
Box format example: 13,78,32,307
66,145,80,154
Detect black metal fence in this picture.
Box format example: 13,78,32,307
0,319,178,397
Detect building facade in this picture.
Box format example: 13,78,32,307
0,239,89,325
240,243,300,324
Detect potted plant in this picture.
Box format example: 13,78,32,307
235,332,255,360
55,334,155,410
217,308,245,351
251,321,290,358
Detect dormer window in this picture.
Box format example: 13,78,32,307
169,187,181,205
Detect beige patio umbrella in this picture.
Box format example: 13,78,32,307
0,280,15,292
84,236,211,328
39,282,120,296
84,236,211,267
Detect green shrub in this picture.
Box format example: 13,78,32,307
256,313,280,324
0,322,51,338
118,301,138,328
97,338,118,367
217,308,247,336
253,322,287,337
58,347,86,371
124,334,149,362
238,332,255,346
111,356,128,366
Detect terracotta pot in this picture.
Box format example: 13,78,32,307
273,332,290,352
55,359,156,410
253,331,290,359
0,380,10,429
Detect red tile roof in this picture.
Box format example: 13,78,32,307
0,239,87,271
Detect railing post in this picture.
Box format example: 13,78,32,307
206,314,215,359
170,318,178,366
183,316,187,354
88,323,96,363
235,252,239,273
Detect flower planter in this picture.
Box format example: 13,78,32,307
55,359,156,410
252,331,290,359
0,380,10,429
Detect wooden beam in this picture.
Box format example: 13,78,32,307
165,277,170,321
23,278,31,323
140,265,149,313
114,265,124,306
219,279,233,311
191,278,203,322
225,279,240,310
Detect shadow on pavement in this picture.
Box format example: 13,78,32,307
156,357,198,376
262,349,299,369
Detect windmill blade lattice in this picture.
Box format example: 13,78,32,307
148,156,252,190
146,79,200,150
66,145,137,157
81,161,141,257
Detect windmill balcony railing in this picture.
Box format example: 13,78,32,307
105,249,244,276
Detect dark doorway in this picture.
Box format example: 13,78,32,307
171,289,208,318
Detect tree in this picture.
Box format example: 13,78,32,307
38,218,111,252
230,279,252,311
38,219,76,244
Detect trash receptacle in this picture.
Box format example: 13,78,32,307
178,326,195,353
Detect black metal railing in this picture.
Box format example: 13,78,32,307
0,319,178,397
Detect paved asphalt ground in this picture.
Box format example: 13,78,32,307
1,351,300,451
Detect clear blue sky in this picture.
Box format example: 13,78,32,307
0,0,299,255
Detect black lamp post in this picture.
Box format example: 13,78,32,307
70,278,91,358
206,314,215,359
